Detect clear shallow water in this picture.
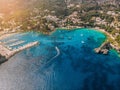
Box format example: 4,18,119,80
0,28,120,90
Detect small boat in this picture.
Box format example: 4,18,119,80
80,34,83,36
81,41,85,44
68,37,72,40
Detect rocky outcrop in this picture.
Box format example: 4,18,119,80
0,55,7,64
94,42,112,55
95,48,109,55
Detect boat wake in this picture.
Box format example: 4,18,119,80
50,46,60,60
46,46,60,64
41,46,60,68
37,46,61,72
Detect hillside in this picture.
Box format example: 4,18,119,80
0,0,119,34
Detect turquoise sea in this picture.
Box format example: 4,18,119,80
0,28,120,90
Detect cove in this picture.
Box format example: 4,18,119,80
0,28,120,90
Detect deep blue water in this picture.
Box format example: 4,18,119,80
0,28,120,90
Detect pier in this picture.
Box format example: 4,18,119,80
9,41,25,47
4,39,19,44
0,41,39,59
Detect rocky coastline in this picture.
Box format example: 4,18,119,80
94,42,119,55
94,42,110,55
93,28,120,55
0,55,7,64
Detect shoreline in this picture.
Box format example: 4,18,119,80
0,27,120,58
92,28,120,54
56,27,120,55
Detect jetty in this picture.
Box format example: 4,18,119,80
9,41,25,47
4,39,19,44
0,41,39,59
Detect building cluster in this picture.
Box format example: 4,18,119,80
0,3,119,35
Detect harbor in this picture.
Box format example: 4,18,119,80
0,41,39,59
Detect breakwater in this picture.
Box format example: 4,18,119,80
0,41,39,59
